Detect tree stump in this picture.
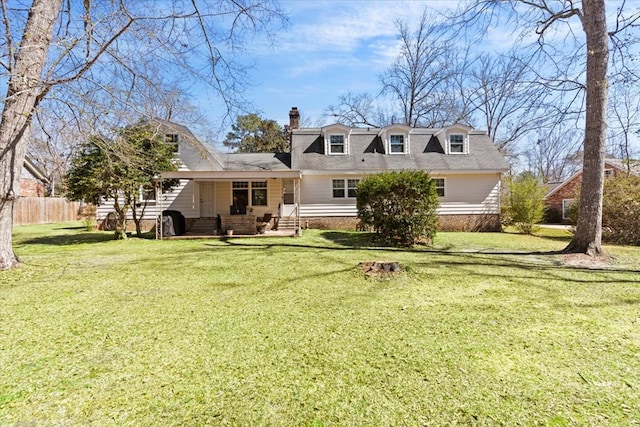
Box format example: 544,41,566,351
360,261,401,275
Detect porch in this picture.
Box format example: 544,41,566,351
155,169,302,240
175,216,299,239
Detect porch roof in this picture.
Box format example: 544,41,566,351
161,170,302,181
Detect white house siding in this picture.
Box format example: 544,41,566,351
95,179,196,221
298,173,501,217
435,174,501,215
163,180,199,218
265,180,283,215
300,174,359,204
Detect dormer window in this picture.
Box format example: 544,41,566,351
435,125,472,155
322,124,351,155
329,134,346,154
382,125,411,155
390,134,406,153
449,134,465,154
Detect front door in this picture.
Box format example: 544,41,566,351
200,182,216,217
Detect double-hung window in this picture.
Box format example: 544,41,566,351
329,134,346,154
332,179,360,198
449,134,465,153
332,179,345,198
433,178,445,197
347,179,359,197
389,134,406,153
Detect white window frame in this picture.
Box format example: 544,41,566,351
251,181,268,206
332,178,360,198
389,134,407,154
328,133,347,155
232,181,269,207
604,169,614,178
448,134,466,154
433,178,445,198
347,179,360,198
138,185,156,203
332,179,346,198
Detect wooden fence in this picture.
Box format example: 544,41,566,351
14,197,81,225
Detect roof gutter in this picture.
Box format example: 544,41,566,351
161,170,302,180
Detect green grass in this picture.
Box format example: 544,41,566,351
1,223,639,426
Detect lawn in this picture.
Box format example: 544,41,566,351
1,223,639,426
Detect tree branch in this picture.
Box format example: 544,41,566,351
0,0,14,73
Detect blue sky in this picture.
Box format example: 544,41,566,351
199,0,457,129
195,0,638,161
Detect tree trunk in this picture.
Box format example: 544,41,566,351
113,199,128,240
564,0,608,256
0,0,63,269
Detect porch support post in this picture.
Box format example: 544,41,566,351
295,177,301,236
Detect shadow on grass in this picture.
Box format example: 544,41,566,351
199,231,640,279
19,227,158,246
21,232,122,245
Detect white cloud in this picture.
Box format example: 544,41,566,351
258,0,454,55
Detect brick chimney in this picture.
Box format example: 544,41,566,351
289,107,300,130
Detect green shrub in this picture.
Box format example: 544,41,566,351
78,204,97,231
356,170,439,246
503,172,547,234
602,175,640,245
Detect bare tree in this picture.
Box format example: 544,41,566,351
380,11,467,127
325,92,390,128
607,75,640,170
563,0,610,255
462,51,553,150
328,8,559,150
0,0,287,269
457,0,639,256
523,127,583,184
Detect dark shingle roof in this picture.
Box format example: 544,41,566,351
221,152,291,171
291,127,508,173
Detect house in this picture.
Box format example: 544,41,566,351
544,158,640,222
20,156,48,197
96,108,509,235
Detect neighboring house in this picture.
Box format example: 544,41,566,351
96,108,509,233
20,156,48,197
544,158,640,222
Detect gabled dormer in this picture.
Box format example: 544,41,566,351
322,124,352,155
435,124,472,155
380,124,411,155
